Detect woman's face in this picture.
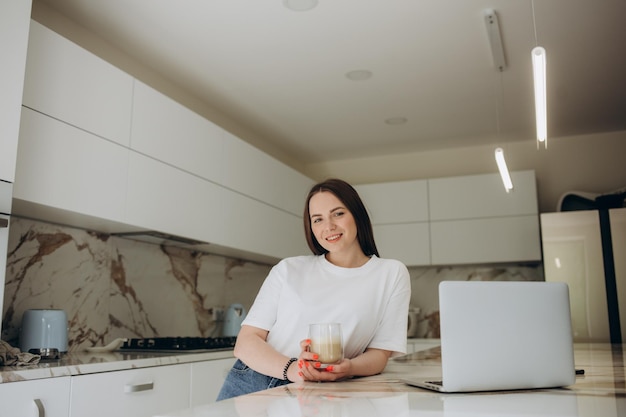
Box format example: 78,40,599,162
308,191,360,255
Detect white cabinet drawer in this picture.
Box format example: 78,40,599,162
22,21,133,146
190,358,236,406
0,377,71,417
70,364,191,417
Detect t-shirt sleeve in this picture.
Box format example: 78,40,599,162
368,261,411,357
241,262,285,331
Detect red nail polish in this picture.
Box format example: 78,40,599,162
305,339,311,344
326,366,334,372
298,371,303,377
313,354,319,360
298,361,303,369
305,361,310,368
315,362,321,368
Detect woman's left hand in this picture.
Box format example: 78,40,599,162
297,358,352,382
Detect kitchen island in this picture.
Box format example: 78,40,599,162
157,343,626,417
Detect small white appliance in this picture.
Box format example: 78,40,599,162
19,309,68,359
222,303,247,337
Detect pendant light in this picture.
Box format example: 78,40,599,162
495,148,513,192
531,0,547,148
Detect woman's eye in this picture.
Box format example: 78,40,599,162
333,211,344,217
312,218,322,223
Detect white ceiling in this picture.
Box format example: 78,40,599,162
36,0,626,166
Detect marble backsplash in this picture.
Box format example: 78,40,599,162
1,218,542,351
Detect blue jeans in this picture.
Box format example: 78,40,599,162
216,359,291,401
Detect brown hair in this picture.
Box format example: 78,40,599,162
303,178,379,257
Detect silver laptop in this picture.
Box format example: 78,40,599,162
403,281,576,393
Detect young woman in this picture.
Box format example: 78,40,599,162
217,178,411,400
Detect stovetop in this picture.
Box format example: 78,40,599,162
119,337,237,353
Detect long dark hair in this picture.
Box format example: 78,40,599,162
303,178,379,257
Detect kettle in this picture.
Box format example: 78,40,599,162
407,306,421,338
222,303,247,337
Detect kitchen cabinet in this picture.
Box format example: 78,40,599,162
22,21,133,147
125,153,308,260
70,363,190,417
0,0,31,182
373,223,430,266
190,357,236,406
356,180,429,224
428,170,538,220
131,79,312,217
130,80,225,184
0,376,71,417
355,180,430,266
14,21,310,263
430,215,541,265
222,130,313,217
14,108,129,225
125,152,228,245
429,170,541,265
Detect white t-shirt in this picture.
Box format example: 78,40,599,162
242,255,411,359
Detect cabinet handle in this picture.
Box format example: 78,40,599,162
0,218,8,228
33,398,45,417
124,381,154,393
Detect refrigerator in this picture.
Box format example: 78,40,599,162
541,207,626,343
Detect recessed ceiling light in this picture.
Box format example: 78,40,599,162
385,117,408,125
283,0,319,11
345,70,373,81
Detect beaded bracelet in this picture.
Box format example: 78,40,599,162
283,357,298,381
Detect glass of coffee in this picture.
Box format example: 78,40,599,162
308,323,343,368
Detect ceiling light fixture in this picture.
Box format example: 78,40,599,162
495,148,513,193
531,0,547,148
283,0,318,12
532,46,547,147
483,9,506,72
385,117,407,125
345,70,373,81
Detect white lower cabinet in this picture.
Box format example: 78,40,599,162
69,364,191,417
190,357,236,406
0,376,71,417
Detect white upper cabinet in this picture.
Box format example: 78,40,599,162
430,215,541,265
373,223,431,266
14,108,129,224
356,179,428,224
219,187,309,259
130,80,225,183
22,21,133,146
125,152,227,245
355,180,430,266
0,1,31,182
222,131,313,216
429,170,538,220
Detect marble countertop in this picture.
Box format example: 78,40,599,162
156,343,626,417
0,349,234,383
